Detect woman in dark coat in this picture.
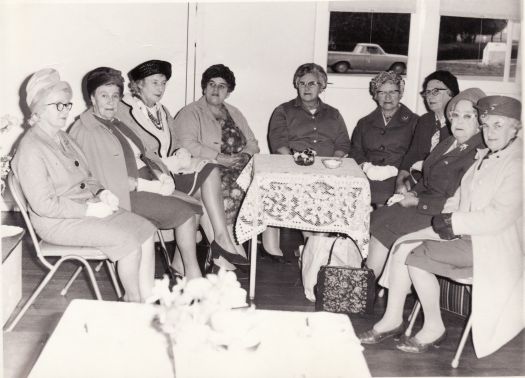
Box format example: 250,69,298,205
365,88,486,277
349,71,418,206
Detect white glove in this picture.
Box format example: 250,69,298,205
387,193,405,206
364,164,398,181
410,160,423,173
175,147,192,160
158,173,175,196
137,178,163,193
85,201,114,218
162,154,191,173
98,189,119,211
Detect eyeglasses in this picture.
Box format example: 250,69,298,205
297,81,319,89
421,88,449,97
376,90,400,97
207,81,229,91
449,111,477,121
47,102,73,112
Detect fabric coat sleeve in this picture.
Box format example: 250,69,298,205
400,120,426,171
348,120,367,164
452,160,523,235
15,144,88,218
173,107,219,159
268,105,290,153
333,111,351,154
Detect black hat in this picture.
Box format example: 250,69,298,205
86,67,124,96
423,70,460,97
128,60,172,82
475,95,521,121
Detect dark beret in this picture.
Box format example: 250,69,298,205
86,67,124,96
475,95,521,121
128,60,172,82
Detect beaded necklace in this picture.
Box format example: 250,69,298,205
146,106,163,130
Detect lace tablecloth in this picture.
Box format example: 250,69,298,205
235,155,371,256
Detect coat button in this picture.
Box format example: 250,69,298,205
313,127,317,131
379,145,385,151
74,160,79,167
422,205,428,210
444,160,448,165
380,130,386,135
313,140,317,143
80,183,86,189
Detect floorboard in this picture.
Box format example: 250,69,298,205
2,212,524,377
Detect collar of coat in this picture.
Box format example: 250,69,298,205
367,103,415,125
475,136,521,160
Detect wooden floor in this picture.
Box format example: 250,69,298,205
3,211,524,378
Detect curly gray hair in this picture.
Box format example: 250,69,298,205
369,71,405,97
293,63,328,91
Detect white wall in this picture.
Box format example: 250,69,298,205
193,2,319,153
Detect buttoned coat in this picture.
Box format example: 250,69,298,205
173,96,260,159
349,103,418,204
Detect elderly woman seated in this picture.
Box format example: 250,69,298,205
70,67,203,279
266,63,351,258
359,96,523,357
173,64,260,260
366,88,486,277
12,68,157,302
349,71,418,206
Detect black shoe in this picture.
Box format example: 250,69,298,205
210,241,250,266
259,246,291,264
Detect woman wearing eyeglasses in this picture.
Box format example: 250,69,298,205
365,88,486,278
396,71,459,193
265,63,351,259
173,64,260,260
11,68,157,302
349,71,418,206
360,96,522,356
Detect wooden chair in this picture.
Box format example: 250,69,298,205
4,172,122,332
405,276,473,368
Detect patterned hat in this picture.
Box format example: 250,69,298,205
475,95,521,121
128,60,172,82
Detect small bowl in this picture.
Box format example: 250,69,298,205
322,159,342,169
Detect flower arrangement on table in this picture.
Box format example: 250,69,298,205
149,270,260,352
0,114,20,196
292,148,317,166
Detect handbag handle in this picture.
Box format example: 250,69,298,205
325,235,364,267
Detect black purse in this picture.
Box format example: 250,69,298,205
315,237,376,314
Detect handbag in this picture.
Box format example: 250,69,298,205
315,237,376,314
300,235,363,302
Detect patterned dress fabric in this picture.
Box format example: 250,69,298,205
216,107,250,225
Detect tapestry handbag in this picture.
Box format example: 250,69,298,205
315,237,376,314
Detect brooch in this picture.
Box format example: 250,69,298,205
459,143,468,151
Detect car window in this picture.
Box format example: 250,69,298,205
367,47,380,54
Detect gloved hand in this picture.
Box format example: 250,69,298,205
431,213,457,240
362,163,398,181
158,173,175,196
85,201,114,218
175,147,192,160
98,189,119,211
162,154,192,173
137,178,163,193
386,193,404,206
410,160,423,173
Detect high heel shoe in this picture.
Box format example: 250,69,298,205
358,324,405,344
259,245,291,264
396,331,447,353
210,241,250,266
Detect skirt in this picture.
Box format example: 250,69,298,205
369,177,396,206
371,204,433,249
172,163,218,195
130,190,202,230
405,236,473,279
33,209,156,262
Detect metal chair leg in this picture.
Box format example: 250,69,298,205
78,258,103,300
61,266,83,296
452,314,473,368
106,260,123,299
95,261,104,272
157,230,172,267
405,301,421,337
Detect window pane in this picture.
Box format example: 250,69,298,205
436,16,519,80
327,12,411,75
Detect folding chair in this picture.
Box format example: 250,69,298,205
405,276,473,368
4,172,122,332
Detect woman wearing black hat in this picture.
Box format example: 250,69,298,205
70,66,205,280
117,60,249,269
359,95,522,357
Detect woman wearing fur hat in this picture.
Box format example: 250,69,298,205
359,95,523,358
11,68,157,302
117,60,249,270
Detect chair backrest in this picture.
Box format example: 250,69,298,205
8,171,51,268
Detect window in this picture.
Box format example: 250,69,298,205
436,16,519,80
327,12,411,75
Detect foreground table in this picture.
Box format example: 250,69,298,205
30,299,371,378
235,154,371,299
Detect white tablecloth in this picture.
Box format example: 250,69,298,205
30,299,371,378
236,154,371,256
